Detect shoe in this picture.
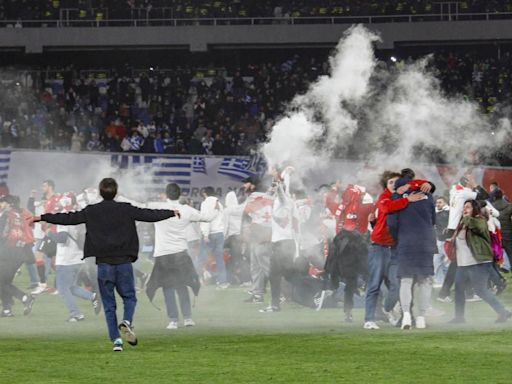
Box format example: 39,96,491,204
345,313,353,323
49,288,59,295
216,282,230,290
166,321,178,330
416,316,426,329
31,283,48,295
495,310,512,323
466,294,482,302
401,312,412,330
22,295,35,316
113,338,123,352
432,283,443,288
91,293,101,315
67,314,85,322
239,281,252,288
437,296,453,303
448,317,465,324
382,309,399,326
1,310,14,318
119,320,138,346
259,305,280,313
245,295,264,304
314,290,333,311
363,321,380,330
184,318,195,327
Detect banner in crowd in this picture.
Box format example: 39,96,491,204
3,150,512,205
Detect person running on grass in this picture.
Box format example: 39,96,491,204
26,178,180,352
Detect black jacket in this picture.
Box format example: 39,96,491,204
494,198,512,241
41,200,175,261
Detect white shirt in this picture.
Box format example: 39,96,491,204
223,191,245,238
244,192,273,227
185,222,202,242
455,229,491,267
271,190,296,243
55,225,84,266
448,185,477,230
148,199,219,257
200,196,224,237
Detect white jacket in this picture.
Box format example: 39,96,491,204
223,191,245,238
55,225,84,266
149,199,219,256
448,185,477,230
200,196,224,237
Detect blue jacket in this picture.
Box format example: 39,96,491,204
390,177,436,277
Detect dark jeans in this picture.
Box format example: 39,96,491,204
270,240,296,308
97,263,137,341
225,234,243,284
440,261,474,299
163,286,191,321
0,247,25,311
439,260,457,299
454,263,507,320
343,275,358,315
364,244,400,322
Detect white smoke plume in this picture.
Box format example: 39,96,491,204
262,24,512,188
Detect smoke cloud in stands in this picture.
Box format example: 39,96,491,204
262,24,512,186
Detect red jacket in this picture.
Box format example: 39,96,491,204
370,188,409,246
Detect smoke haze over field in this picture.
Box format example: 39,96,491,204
262,25,512,187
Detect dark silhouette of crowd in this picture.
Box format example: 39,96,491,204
0,55,325,155
1,51,512,164
1,1,512,24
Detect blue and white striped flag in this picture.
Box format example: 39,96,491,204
0,150,11,183
110,154,192,195
218,154,267,181
192,156,207,174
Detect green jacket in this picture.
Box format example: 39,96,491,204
463,216,494,263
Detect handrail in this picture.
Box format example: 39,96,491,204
1,12,512,28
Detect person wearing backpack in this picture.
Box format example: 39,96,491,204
47,193,100,322
0,195,35,317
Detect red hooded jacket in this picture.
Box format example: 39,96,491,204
370,179,429,246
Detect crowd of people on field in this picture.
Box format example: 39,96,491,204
1,163,511,350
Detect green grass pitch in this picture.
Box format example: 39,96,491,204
1,270,511,384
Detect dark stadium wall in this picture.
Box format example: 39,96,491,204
2,20,512,53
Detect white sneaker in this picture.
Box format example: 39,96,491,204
363,321,380,330
184,318,195,327
314,290,333,311
216,282,230,290
382,309,399,326
416,316,426,329
166,321,178,330
466,294,482,302
437,296,453,303
31,283,47,295
401,312,412,330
